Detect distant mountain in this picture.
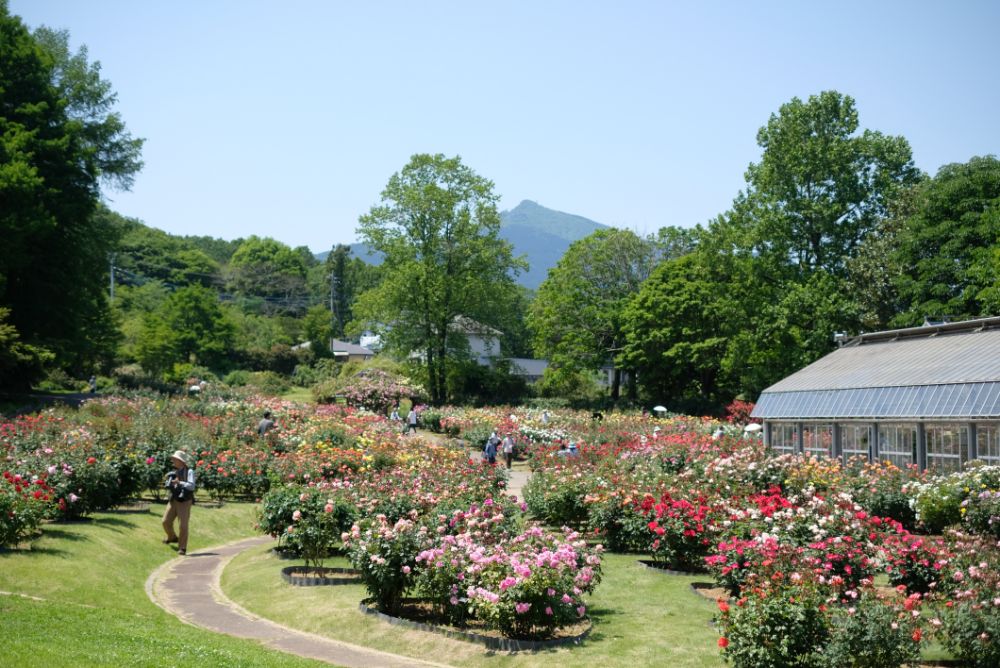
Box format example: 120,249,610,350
499,200,607,289
317,200,607,290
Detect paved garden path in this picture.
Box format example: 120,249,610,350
147,431,533,667
147,536,450,668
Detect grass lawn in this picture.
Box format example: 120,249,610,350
0,498,960,668
0,501,327,668
280,387,315,404
222,546,725,667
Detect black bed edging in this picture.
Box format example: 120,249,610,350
636,559,705,576
281,565,362,586
358,599,592,652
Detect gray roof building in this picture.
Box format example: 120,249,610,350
751,316,1000,471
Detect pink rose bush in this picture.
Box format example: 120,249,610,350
343,499,602,638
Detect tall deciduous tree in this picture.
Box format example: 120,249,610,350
324,244,381,338
620,253,731,410
353,154,525,404
892,156,1000,324
136,285,234,375
745,90,918,275
227,236,309,314
0,4,142,385
528,228,658,400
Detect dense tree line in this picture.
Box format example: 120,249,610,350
4,3,998,411
530,93,999,413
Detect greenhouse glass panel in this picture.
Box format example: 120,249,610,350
770,422,798,454
877,423,916,469
840,424,871,465
925,424,969,472
802,423,833,458
977,423,1000,465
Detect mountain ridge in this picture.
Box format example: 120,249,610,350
320,200,607,289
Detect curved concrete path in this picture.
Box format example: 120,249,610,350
147,536,450,668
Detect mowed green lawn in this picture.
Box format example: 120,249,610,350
222,546,725,667
1,497,726,667
0,502,327,668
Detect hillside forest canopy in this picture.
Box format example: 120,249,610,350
2,6,999,411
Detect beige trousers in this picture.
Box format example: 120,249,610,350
162,498,193,550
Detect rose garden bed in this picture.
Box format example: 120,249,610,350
358,597,592,651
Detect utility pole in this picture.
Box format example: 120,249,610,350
329,272,341,334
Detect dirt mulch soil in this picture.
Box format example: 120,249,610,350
360,598,592,652
281,565,362,586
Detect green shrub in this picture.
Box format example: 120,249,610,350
942,599,1000,668
344,514,424,614
462,424,494,450
818,592,922,668
0,472,54,547
962,490,1000,538
718,586,828,668
418,409,442,432
224,369,251,387
913,479,964,533
257,485,301,549
587,496,651,552
522,472,589,526
246,371,289,395
35,368,80,392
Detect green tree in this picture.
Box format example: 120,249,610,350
352,154,525,404
302,304,334,355
528,228,658,400
323,244,381,338
620,253,732,409
745,90,918,275
227,236,310,314
136,285,234,375
892,156,1000,324
0,5,142,385
0,307,53,389
108,209,220,287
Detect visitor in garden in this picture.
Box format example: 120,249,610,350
712,426,725,440
162,450,196,556
541,410,550,424
502,433,514,469
483,432,498,464
406,406,418,434
257,411,275,436
390,406,401,422
88,375,97,393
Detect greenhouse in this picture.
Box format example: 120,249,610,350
751,316,1000,471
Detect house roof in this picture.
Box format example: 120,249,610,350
506,358,549,376
450,315,502,337
331,339,374,356
752,316,1000,420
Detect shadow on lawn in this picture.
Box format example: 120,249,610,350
0,543,71,557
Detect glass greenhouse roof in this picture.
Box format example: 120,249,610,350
752,317,1000,420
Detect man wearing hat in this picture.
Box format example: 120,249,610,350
162,450,196,555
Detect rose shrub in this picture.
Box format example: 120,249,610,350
0,471,54,547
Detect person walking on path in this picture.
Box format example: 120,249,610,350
406,406,418,434
257,410,275,436
502,433,514,469
483,432,498,465
162,450,196,555
88,375,97,393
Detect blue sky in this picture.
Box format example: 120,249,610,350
10,0,1000,252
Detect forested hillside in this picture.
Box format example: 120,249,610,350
3,4,999,413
